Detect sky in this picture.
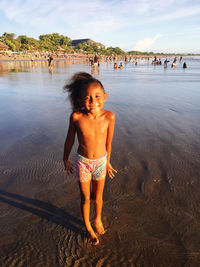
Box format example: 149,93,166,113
0,0,200,53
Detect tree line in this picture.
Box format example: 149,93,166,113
1,32,194,57
0,32,126,56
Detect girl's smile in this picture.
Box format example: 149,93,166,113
82,83,107,115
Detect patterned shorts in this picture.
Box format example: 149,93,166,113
76,153,107,183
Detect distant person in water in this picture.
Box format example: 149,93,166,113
164,59,169,68
94,54,98,67
114,62,118,69
48,55,53,67
63,72,117,246
119,62,123,69
171,63,176,68
172,57,177,68
183,62,187,68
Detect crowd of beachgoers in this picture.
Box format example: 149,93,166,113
0,50,188,71
90,55,188,69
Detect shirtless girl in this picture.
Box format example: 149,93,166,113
63,72,117,245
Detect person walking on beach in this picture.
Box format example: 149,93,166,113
63,72,117,245
93,54,98,67
48,54,53,67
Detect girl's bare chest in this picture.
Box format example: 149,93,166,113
76,119,108,136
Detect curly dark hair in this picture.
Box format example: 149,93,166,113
64,72,105,112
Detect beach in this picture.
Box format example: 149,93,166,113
0,58,200,266
0,53,89,62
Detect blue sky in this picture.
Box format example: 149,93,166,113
0,0,200,53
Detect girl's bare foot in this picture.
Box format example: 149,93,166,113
87,227,99,246
94,220,105,235
88,236,99,246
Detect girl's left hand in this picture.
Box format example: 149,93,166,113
106,162,117,179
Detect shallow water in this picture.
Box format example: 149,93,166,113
0,58,200,266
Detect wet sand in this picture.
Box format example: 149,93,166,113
0,59,200,266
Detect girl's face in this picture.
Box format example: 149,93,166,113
81,83,107,115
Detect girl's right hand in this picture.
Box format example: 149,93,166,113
64,160,74,174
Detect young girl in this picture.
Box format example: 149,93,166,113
63,72,117,245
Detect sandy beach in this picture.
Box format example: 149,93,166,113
0,59,200,266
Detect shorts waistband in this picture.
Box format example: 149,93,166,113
76,153,107,162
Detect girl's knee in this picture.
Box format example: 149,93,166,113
81,195,90,204
92,196,103,204
91,193,102,201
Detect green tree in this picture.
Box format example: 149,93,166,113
1,32,15,40
113,47,125,55
0,32,18,51
16,35,39,51
11,39,21,51
60,35,72,46
91,43,100,53
39,33,71,49
17,35,29,45
5,40,16,51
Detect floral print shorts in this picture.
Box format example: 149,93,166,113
76,153,107,183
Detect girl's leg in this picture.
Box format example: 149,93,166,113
92,178,106,234
78,181,99,245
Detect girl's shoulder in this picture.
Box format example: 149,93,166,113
70,111,84,121
103,109,115,120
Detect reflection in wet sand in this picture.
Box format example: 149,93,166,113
0,59,90,76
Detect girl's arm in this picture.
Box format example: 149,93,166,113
63,113,76,174
106,112,117,178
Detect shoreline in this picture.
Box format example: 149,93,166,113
0,53,151,63
0,55,89,63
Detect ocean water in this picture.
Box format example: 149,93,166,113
0,57,200,266
0,57,200,150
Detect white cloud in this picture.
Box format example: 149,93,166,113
134,34,163,51
0,0,123,37
1,0,200,33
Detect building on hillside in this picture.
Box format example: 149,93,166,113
72,39,105,49
0,41,9,52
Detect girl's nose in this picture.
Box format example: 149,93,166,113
89,97,95,103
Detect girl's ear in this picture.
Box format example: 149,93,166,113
77,98,84,108
104,92,108,100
